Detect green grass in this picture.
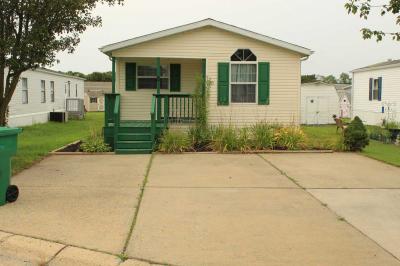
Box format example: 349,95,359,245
362,140,400,167
302,124,400,167
12,112,104,175
301,125,342,150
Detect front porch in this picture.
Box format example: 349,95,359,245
103,56,206,154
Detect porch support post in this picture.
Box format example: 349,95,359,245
201,59,206,97
111,57,116,94
156,57,161,121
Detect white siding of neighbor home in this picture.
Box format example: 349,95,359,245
7,69,84,127
112,26,303,125
352,66,400,125
300,83,340,125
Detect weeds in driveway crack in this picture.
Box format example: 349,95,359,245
121,154,155,255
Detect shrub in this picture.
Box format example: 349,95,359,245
368,126,392,143
343,116,369,151
188,126,212,151
81,129,111,153
158,130,191,153
211,125,238,152
274,127,306,150
237,127,252,152
251,122,276,150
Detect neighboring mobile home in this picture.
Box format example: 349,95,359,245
300,82,340,125
100,18,313,153
84,81,112,112
7,68,85,127
352,59,400,125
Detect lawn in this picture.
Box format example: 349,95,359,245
302,125,400,167
12,112,104,174
363,140,400,167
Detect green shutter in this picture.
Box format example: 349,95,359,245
258,62,270,105
170,64,181,92
125,63,136,91
217,62,229,105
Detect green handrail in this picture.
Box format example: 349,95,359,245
113,95,120,150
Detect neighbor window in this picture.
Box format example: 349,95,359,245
137,65,168,89
21,78,28,104
90,97,98,103
373,78,379,100
67,82,71,97
50,81,55,102
40,80,46,103
75,84,78,97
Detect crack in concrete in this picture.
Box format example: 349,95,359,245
257,154,400,263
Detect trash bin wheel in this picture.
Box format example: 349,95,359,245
6,185,19,203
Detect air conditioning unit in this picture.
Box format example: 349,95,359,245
49,112,68,123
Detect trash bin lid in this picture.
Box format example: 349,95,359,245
0,127,22,137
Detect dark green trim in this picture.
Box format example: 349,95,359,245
125,63,136,91
170,64,181,92
217,62,229,105
258,62,270,105
112,57,116,93
201,59,206,96
156,58,161,95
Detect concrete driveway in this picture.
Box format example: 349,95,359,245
0,153,399,265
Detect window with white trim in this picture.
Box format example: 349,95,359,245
40,80,46,103
21,78,28,104
90,97,98,103
67,82,71,97
50,81,55,102
75,84,78,97
230,49,257,103
137,65,169,89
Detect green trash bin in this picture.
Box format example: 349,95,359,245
0,127,22,206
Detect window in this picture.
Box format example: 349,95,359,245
137,65,169,89
231,49,257,62
21,78,28,104
67,82,71,97
231,64,257,103
90,97,98,103
40,80,46,103
373,78,379,100
50,81,55,102
75,84,78,97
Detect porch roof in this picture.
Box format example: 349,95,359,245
99,18,313,57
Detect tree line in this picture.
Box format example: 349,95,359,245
64,71,112,81
301,73,352,84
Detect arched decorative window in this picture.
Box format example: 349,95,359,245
230,49,257,103
230,49,257,62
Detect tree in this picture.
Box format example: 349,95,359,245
345,0,400,41
86,71,112,81
301,74,318,83
0,0,123,126
323,75,338,84
339,73,352,84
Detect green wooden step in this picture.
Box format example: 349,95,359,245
118,133,152,141
116,141,153,149
115,148,153,154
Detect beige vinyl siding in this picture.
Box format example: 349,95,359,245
352,66,400,125
117,58,201,120
113,26,302,125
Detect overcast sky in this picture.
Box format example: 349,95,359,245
53,0,399,76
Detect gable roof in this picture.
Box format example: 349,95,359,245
352,59,400,73
99,18,313,57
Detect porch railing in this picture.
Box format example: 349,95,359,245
113,95,120,149
153,94,197,127
104,93,120,126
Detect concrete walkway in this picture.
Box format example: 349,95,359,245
0,153,399,265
